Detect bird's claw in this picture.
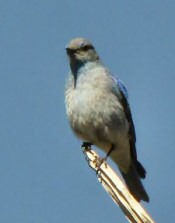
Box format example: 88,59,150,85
81,142,92,149
95,157,107,176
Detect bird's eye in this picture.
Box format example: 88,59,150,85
82,45,91,51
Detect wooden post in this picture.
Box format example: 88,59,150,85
82,146,155,223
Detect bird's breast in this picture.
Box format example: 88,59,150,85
65,78,127,143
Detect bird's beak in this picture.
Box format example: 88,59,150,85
66,47,76,57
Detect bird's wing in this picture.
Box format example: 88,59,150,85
115,78,137,162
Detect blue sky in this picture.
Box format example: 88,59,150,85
0,0,175,222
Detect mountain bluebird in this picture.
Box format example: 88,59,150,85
65,37,149,202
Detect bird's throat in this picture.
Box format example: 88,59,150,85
70,60,85,88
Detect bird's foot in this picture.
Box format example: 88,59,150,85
95,157,108,176
81,142,92,149
96,144,115,175
105,144,115,158
82,142,94,168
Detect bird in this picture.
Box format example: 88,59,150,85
65,37,149,202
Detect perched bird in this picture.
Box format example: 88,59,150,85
65,37,149,202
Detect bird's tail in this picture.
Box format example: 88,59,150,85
120,162,149,202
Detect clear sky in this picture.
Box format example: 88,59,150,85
0,0,175,222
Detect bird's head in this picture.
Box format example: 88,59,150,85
66,38,99,66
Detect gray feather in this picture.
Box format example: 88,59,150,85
120,163,149,202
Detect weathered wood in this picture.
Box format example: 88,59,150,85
82,146,155,223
